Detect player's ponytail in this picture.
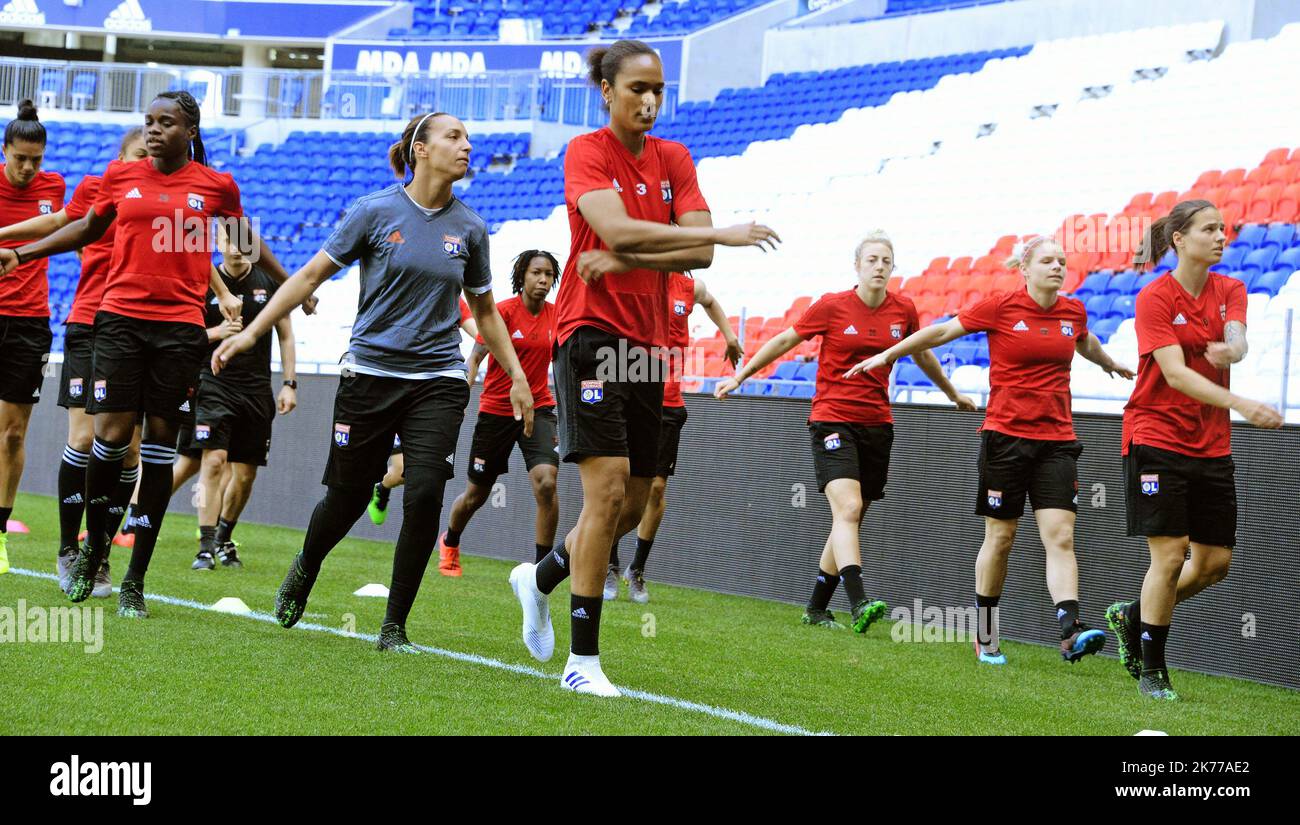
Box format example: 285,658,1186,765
390,111,448,178
1135,199,1216,270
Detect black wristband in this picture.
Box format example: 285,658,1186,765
283,380,298,389
12,248,25,266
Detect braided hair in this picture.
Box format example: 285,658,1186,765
510,249,560,294
153,90,206,166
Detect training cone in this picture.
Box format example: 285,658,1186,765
212,597,252,615
353,583,389,598
1134,730,1169,736
5,520,29,534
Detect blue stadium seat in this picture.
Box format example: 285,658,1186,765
1262,223,1296,252
1234,224,1266,249
1242,248,1278,277
1251,270,1289,296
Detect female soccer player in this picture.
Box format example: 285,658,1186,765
1105,200,1282,700
718,233,973,632
0,126,146,593
213,111,534,652
367,296,479,525
604,271,741,603
0,100,64,576
434,249,560,576
0,91,285,617
507,39,779,697
849,235,1132,665
188,225,298,571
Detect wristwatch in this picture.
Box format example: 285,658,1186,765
283,380,298,389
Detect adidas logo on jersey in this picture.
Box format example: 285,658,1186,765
842,325,858,335
124,188,143,199
1013,320,1029,332
1173,313,1188,325
0,0,45,26
511,329,524,339
571,607,589,619
178,400,191,413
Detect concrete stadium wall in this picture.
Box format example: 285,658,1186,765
19,371,1300,691
761,0,1283,77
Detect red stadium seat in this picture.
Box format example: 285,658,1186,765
923,257,949,277
1063,269,1083,293
789,295,812,314
920,273,947,296
887,276,903,293
1193,170,1221,189
901,275,924,295
971,254,1001,277
1127,192,1154,212
1151,191,1179,211
1247,185,1280,223
992,235,1017,254
1263,147,1291,166
947,256,973,276
940,293,963,316
1270,184,1300,223
1218,168,1247,188
1222,184,1255,213
1267,163,1300,185
1221,202,1244,229
1244,164,1273,186
946,274,971,296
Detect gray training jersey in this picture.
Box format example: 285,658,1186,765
323,184,492,376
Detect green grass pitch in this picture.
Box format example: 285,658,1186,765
2,492,1295,735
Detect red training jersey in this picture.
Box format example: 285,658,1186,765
459,296,472,325
476,295,556,416
92,158,242,327
663,272,695,408
958,289,1087,441
557,127,710,349
63,175,118,326
794,289,919,425
0,165,65,317
1122,273,1247,458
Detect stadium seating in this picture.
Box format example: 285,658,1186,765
13,18,1300,417
387,0,769,41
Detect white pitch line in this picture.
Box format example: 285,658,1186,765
10,567,834,736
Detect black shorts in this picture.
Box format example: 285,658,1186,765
0,315,52,405
86,311,206,423
975,430,1082,520
58,322,94,409
177,424,201,460
185,380,276,466
1124,444,1237,547
809,421,893,498
655,405,689,477
554,326,664,478
466,407,559,486
324,372,470,488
